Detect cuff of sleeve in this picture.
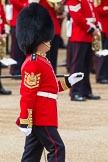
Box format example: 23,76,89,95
20,109,32,128
20,124,28,128
88,27,95,34
65,75,71,88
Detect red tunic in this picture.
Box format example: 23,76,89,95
17,54,67,127
39,0,61,35
66,0,100,42
0,4,7,33
9,0,28,27
96,0,108,38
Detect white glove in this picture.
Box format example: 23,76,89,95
68,72,84,86
5,4,13,21
19,127,32,136
4,24,10,34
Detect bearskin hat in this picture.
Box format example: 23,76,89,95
16,3,54,55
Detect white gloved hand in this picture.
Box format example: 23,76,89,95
4,24,10,34
68,72,84,86
19,127,32,136
5,4,13,21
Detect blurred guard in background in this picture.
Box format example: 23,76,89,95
0,0,11,95
95,0,108,84
66,0,101,101
9,0,28,76
39,0,66,74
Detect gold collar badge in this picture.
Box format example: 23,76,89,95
36,51,46,58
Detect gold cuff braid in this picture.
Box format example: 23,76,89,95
60,78,69,90
20,109,32,128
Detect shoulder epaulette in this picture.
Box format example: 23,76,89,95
31,53,36,61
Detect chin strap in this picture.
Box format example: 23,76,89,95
36,51,46,57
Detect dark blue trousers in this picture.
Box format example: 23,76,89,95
67,42,93,97
96,33,108,81
21,126,65,162
10,26,26,75
46,35,59,74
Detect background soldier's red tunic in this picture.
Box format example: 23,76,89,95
96,0,108,38
9,0,28,27
0,3,7,33
66,0,100,42
39,0,61,35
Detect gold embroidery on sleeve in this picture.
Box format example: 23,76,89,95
24,72,41,89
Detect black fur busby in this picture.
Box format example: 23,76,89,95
16,3,54,55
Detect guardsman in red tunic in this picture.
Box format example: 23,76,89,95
0,0,12,95
16,3,84,162
38,0,66,74
95,0,108,83
66,0,101,101
9,0,28,76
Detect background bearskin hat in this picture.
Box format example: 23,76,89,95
16,3,54,55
